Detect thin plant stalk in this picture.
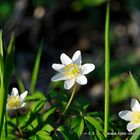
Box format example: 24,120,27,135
63,83,76,115
15,111,23,137
4,113,7,137
55,83,76,128
104,2,110,138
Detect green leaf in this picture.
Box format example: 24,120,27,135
96,130,106,140
42,124,54,133
130,127,140,140
71,116,81,129
84,116,103,131
77,119,84,137
32,114,42,128
26,91,46,101
71,117,84,138
57,125,76,140
42,107,56,121
30,44,42,94
21,112,36,129
85,120,95,140
57,126,70,140
129,72,140,98
31,100,46,113
37,131,52,140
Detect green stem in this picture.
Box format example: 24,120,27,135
15,111,19,127
4,113,7,137
55,83,77,128
104,2,110,138
15,111,23,137
62,83,76,115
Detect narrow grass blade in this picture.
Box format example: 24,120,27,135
104,2,110,138
0,56,4,135
0,31,5,137
0,30,3,57
30,43,42,94
14,66,25,93
4,33,15,87
0,33,15,137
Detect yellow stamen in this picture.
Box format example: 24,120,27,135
132,112,140,124
64,64,80,79
7,96,21,109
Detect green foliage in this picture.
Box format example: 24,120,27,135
84,116,103,131
112,72,140,103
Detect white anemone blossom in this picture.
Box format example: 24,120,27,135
51,50,95,90
7,88,28,110
119,98,140,132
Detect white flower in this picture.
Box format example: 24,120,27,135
119,98,140,132
7,88,28,110
51,50,95,90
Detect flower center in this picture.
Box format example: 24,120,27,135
7,96,21,109
132,112,140,124
64,63,80,79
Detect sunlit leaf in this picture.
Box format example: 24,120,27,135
37,130,52,140
42,107,56,121
26,91,46,101
31,100,46,113
130,127,140,140
84,116,103,131
41,124,54,133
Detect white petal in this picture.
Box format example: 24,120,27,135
51,73,66,81
20,91,28,102
127,122,140,132
76,75,87,85
131,98,140,112
52,64,65,72
64,79,75,90
118,110,132,121
60,53,72,65
20,103,26,108
81,64,95,75
11,88,19,96
72,50,81,65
